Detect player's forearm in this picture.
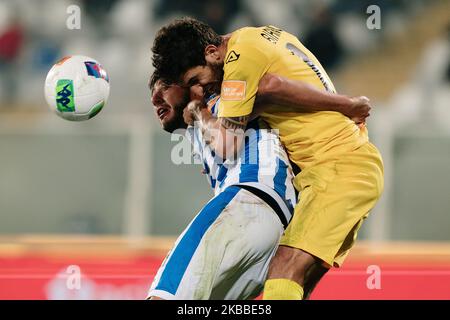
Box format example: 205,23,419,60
257,74,352,114
195,110,236,160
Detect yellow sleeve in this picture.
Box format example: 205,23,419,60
217,42,272,118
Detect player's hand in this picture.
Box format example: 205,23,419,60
183,100,207,126
183,105,196,126
348,96,371,124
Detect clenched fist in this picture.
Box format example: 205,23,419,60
347,96,371,124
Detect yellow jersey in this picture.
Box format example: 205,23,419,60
218,26,369,170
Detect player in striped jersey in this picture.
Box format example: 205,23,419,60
148,78,295,300
147,74,372,300
152,18,383,300
187,93,296,213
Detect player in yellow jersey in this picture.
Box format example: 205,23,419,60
152,18,384,300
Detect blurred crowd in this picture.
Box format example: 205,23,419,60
0,0,445,108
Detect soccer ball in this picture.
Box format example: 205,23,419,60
44,55,110,121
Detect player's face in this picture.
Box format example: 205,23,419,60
151,80,189,133
183,62,224,101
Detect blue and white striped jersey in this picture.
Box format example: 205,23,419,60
185,96,297,215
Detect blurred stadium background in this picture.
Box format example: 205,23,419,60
0,0,449,299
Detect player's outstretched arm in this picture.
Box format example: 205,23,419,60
256,74,371,124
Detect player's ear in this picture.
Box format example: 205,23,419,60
204,45,220,63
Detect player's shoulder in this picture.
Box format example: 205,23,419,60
226,26,278,62
231,26,264,37
230,26,280,47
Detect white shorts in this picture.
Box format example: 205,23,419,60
147,185,284,300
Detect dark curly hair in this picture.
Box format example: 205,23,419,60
152,17,222,84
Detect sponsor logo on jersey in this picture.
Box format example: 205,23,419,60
221,80,246,101
225,50,240,64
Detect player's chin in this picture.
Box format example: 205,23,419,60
161,117,179,133
161,120,174,133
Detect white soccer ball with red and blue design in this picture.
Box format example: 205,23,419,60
44,55,110,121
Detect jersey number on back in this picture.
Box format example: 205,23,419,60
285,43,334,93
